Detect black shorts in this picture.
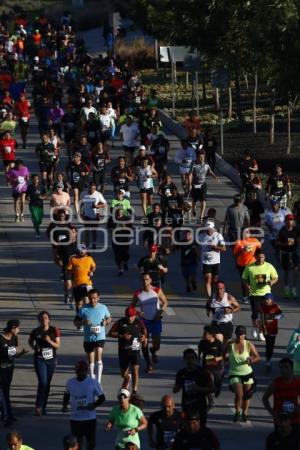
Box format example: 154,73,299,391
211,321,233,341
70,419,96,448
191,183,207,202
250,295,266,320
123,145,136,153
12,191,25,199
280,251,299,271
71,182,85,191
119,349,140,371
140,187,153,195
83,340,105,353
39,161,54,174
19,119,29,129
237,265,246,277
203,263,220,275
73,285,91,302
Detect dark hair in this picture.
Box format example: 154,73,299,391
255,248,265,257
7,430,22,443
183,348,197,359
4,319,20,332
142,272,152,279
152,203,160,209
38,310,51,321
279,357,293,368
88,288,99,297
31,173,39,179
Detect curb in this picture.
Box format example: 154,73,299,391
158,109,242,189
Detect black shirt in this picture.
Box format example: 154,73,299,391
148,409,183,449
26,184,46,208
29,326,60,359
173,426,220,450
198,339,223,371
175,367,211,412
180,241,199,266
0,335,18,368
278,226,300,253
111,317,145,352
67,162,89,185
137,255,166,287
294,200,300,222
266,429,300,450
36,142,56,163
92,152,106,172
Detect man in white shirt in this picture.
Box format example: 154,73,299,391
99,106,113,144
80,99,97,122
62,360,105,450
265,198,290,262
80,182,107,249
198,221,226,299
120,116,140,166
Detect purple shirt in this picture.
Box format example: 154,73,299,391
8,166,29,193
48,107,64,123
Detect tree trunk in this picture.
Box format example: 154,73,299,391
234,69,243,122
215,88,220,110
244,72,249,91
228,86,232,119
185,72,189,90
202,70,207,101
287,100,291,154
270,94,275,145
253,73,258,135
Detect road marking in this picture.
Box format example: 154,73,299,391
165,306,176,316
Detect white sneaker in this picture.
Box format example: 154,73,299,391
259,332,265,341
252,329,258,339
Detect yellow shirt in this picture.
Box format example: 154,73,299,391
242,262,278,296
66,255,96,287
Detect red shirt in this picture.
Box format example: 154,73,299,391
259,303,281,335
15,99,30,120
274,376,300,424
0,138,17,161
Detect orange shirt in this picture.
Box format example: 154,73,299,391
233,237,261,267
66,255,96,287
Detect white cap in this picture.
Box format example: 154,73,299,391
139,145,146,151
34,56,39,61
206,221,214,229
118,388,130,398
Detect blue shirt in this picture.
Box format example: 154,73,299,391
78,303,111,342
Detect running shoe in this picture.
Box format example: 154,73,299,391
252,329,258,339
150,347,158,363
20,214,24,222
15,215,20,223
259,332,265,341
241,413,248,422
233,411,241,422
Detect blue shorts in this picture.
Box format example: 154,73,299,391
142,319,162,336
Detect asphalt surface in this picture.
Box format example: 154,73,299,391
0,28,300,450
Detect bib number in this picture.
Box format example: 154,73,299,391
17,176,25,184
72,172,80,183
21,117,28,122
163,431,176,447
90,325,101,335
4,146,11,153
131,337,140,351
42,348,53,360
7,346,16,357
76,396,87,410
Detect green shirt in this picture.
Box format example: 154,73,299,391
242,261,278,296
7,446,34,450
109,404,143,448
111,198,131,216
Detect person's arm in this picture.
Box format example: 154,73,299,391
43,331,61,350
262,380,275,418
158,288,168,312
128,414,148,436
87,393,106,410
131,294,138,308
147,414,156,448
62,386,70,412
287,331,300,354
108,322,120,339
227,294,241,314
269,267,278,287
208,167,219,181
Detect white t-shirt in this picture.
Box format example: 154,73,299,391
120,123,139,147
199,231,225,265
66,377,103,421
81,106,97,120
80,191,107,219
99,114,112,130
265,209,287,239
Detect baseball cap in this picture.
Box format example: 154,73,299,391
34,56,39,61
235,325,246,336
117,188,125,194
285,214,294,221
118,388,130,398
185,410,200,420
4,319,20,332
139,145,146,151
265,293,274,300
206,221,214,229
233,194,242,202
125,306,138,317
73,152,81,157
150,244,159,253
77,244,87,253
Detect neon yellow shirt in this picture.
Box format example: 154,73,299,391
242,262,278,296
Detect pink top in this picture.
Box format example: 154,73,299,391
8,166,29,193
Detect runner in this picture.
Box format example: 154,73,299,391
26,174,47,237
62,434,79,450
224,325,260,422
111,189,132,218
62,360,105,450
266,164,292,208
198,221,226,299
259,293,282,372
66,152,90,215
174,139,196,195
265,199,288,262
0,320,28,427
80,181,107,249
131,273,168,372
287,324,300,376
66,244,96,311
206,280,240,343
91,142,111,193
108,208,133,276
6,431,35,450
173,348,214,425
120,116,140,167
7,159,29,222
147,395,183,450
180,229,199,292
277,214,300,299
136,156,158,215
265,413,300,450
75,289,111,385
137,244,168,288
111,156,134,198
15,91,31,148
189,151,218,221
105,388,147,450
242,248,279,340
224,194,250,244
108,306,147,394
0,131,17,173
28,311,61,416
203,128,217,171
35,132,57,190
233,228,262,304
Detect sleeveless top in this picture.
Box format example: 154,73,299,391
229,340,252,376
135,287,160,321
211,292,233,323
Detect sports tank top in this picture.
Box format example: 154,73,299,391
229,340,252,376
135,287,160,320
210,292,233,323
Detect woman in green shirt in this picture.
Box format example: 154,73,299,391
7,430,35,450
105,388,147,449
224,325,260,423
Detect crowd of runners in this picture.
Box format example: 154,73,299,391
0,8,300,450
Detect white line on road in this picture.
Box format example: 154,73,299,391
166,306,176,316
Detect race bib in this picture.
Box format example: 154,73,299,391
90,325,101,335
75,396,87,410
4,146,11,153
131,337,140,351
184,379,195,393
277,181,283,188
42,348,53,360
163,431,176,447
17,176,25,184
193,184,202,189
7,346,16,357
58,234,67,242
119,178,125,184
72,172,80,183
21,117,28,122
215,307,224,320
288,238,295,246
181,158,192,168
282,401,295,414
165,188,171,197
255,274,267,286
